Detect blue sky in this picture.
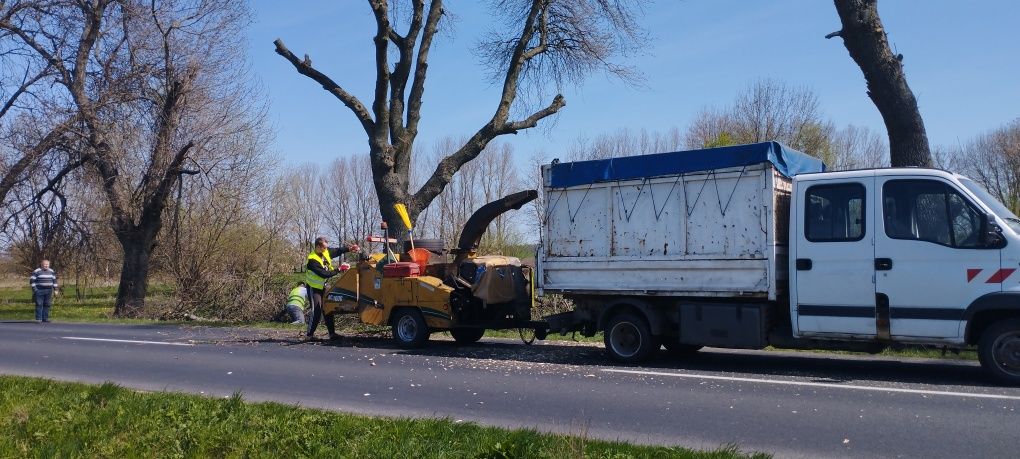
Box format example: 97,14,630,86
248,1,1020,167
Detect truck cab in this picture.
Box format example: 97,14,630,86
791,168,1020,382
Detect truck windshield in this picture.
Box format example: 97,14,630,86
959,178,1020,234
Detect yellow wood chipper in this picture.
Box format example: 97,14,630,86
320,190,549,348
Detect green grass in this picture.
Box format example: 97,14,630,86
0,286,161,324
0,375,765,459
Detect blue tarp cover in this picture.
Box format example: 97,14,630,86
548,141,826,188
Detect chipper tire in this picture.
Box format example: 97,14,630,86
392,309,430,349
604,312,657,363
450,327,485,344
978,318,1020,386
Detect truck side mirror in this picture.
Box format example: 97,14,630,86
982,214,1007,249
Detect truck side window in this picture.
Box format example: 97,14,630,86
805,183,865,242
883,180,983,248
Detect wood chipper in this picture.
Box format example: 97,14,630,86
320,190,549,348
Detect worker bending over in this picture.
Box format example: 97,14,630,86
305,236,359,341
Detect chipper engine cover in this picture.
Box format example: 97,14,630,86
460,256,527,305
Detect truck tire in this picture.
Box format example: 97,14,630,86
392,309,430,348
978,318,1020,385
604,312,656,363
450,327,485,344
662,341,703,356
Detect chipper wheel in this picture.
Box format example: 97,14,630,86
391,308,430,348
450,327,485,344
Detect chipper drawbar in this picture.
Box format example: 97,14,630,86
320,190,549,348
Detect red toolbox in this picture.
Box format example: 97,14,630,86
383,261,420,278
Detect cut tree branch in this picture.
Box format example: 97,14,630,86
273,38,375,136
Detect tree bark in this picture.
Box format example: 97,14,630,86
829,0,932,168
113,231,156,317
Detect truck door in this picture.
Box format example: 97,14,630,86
875,178,1000,339
794,178,877,336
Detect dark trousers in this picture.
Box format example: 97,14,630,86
34,289,53,321
305,289,335,337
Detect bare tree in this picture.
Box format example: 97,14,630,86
826,0,932,167
828,124,887,170
568,127,683,161
0,2,82,215
2,0,260,315
960,120,1020,212
274,0,645,229
680,79,889,171
684,80,832,152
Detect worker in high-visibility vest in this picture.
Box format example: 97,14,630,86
306,236,359,341
282,283,308,325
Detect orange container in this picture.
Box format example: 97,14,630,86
407,248,432,272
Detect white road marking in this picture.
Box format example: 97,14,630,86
62,337,193,346
602,368,1020,401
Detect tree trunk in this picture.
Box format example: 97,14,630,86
830,0,932,168
113,231,155,317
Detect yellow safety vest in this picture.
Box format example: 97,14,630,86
286,286,307,308
305,249,334,290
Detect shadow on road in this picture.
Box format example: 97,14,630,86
230,329,994,389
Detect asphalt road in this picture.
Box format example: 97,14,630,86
0,321,1017,458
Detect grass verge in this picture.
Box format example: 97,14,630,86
0,375,765,459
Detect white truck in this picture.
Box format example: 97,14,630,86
537,141,1020,384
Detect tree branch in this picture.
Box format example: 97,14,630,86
500,94,565,134
387,0,424,157
273,38,375,136
368,0,392,147
405,0,442,138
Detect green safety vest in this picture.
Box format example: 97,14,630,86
304,249,334,290
286,286,307,308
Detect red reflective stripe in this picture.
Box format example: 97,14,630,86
967,269,982,282
986,268,1016,284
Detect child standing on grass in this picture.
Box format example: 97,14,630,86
30,259,58,323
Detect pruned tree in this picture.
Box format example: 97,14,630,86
826,0,932,167
274,0,645,229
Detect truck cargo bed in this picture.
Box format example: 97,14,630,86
538,149,801,301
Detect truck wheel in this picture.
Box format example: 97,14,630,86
662,341,703,356
392,309,430,348
450,327,485,344
978,318,1020,385
604,312,656,363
